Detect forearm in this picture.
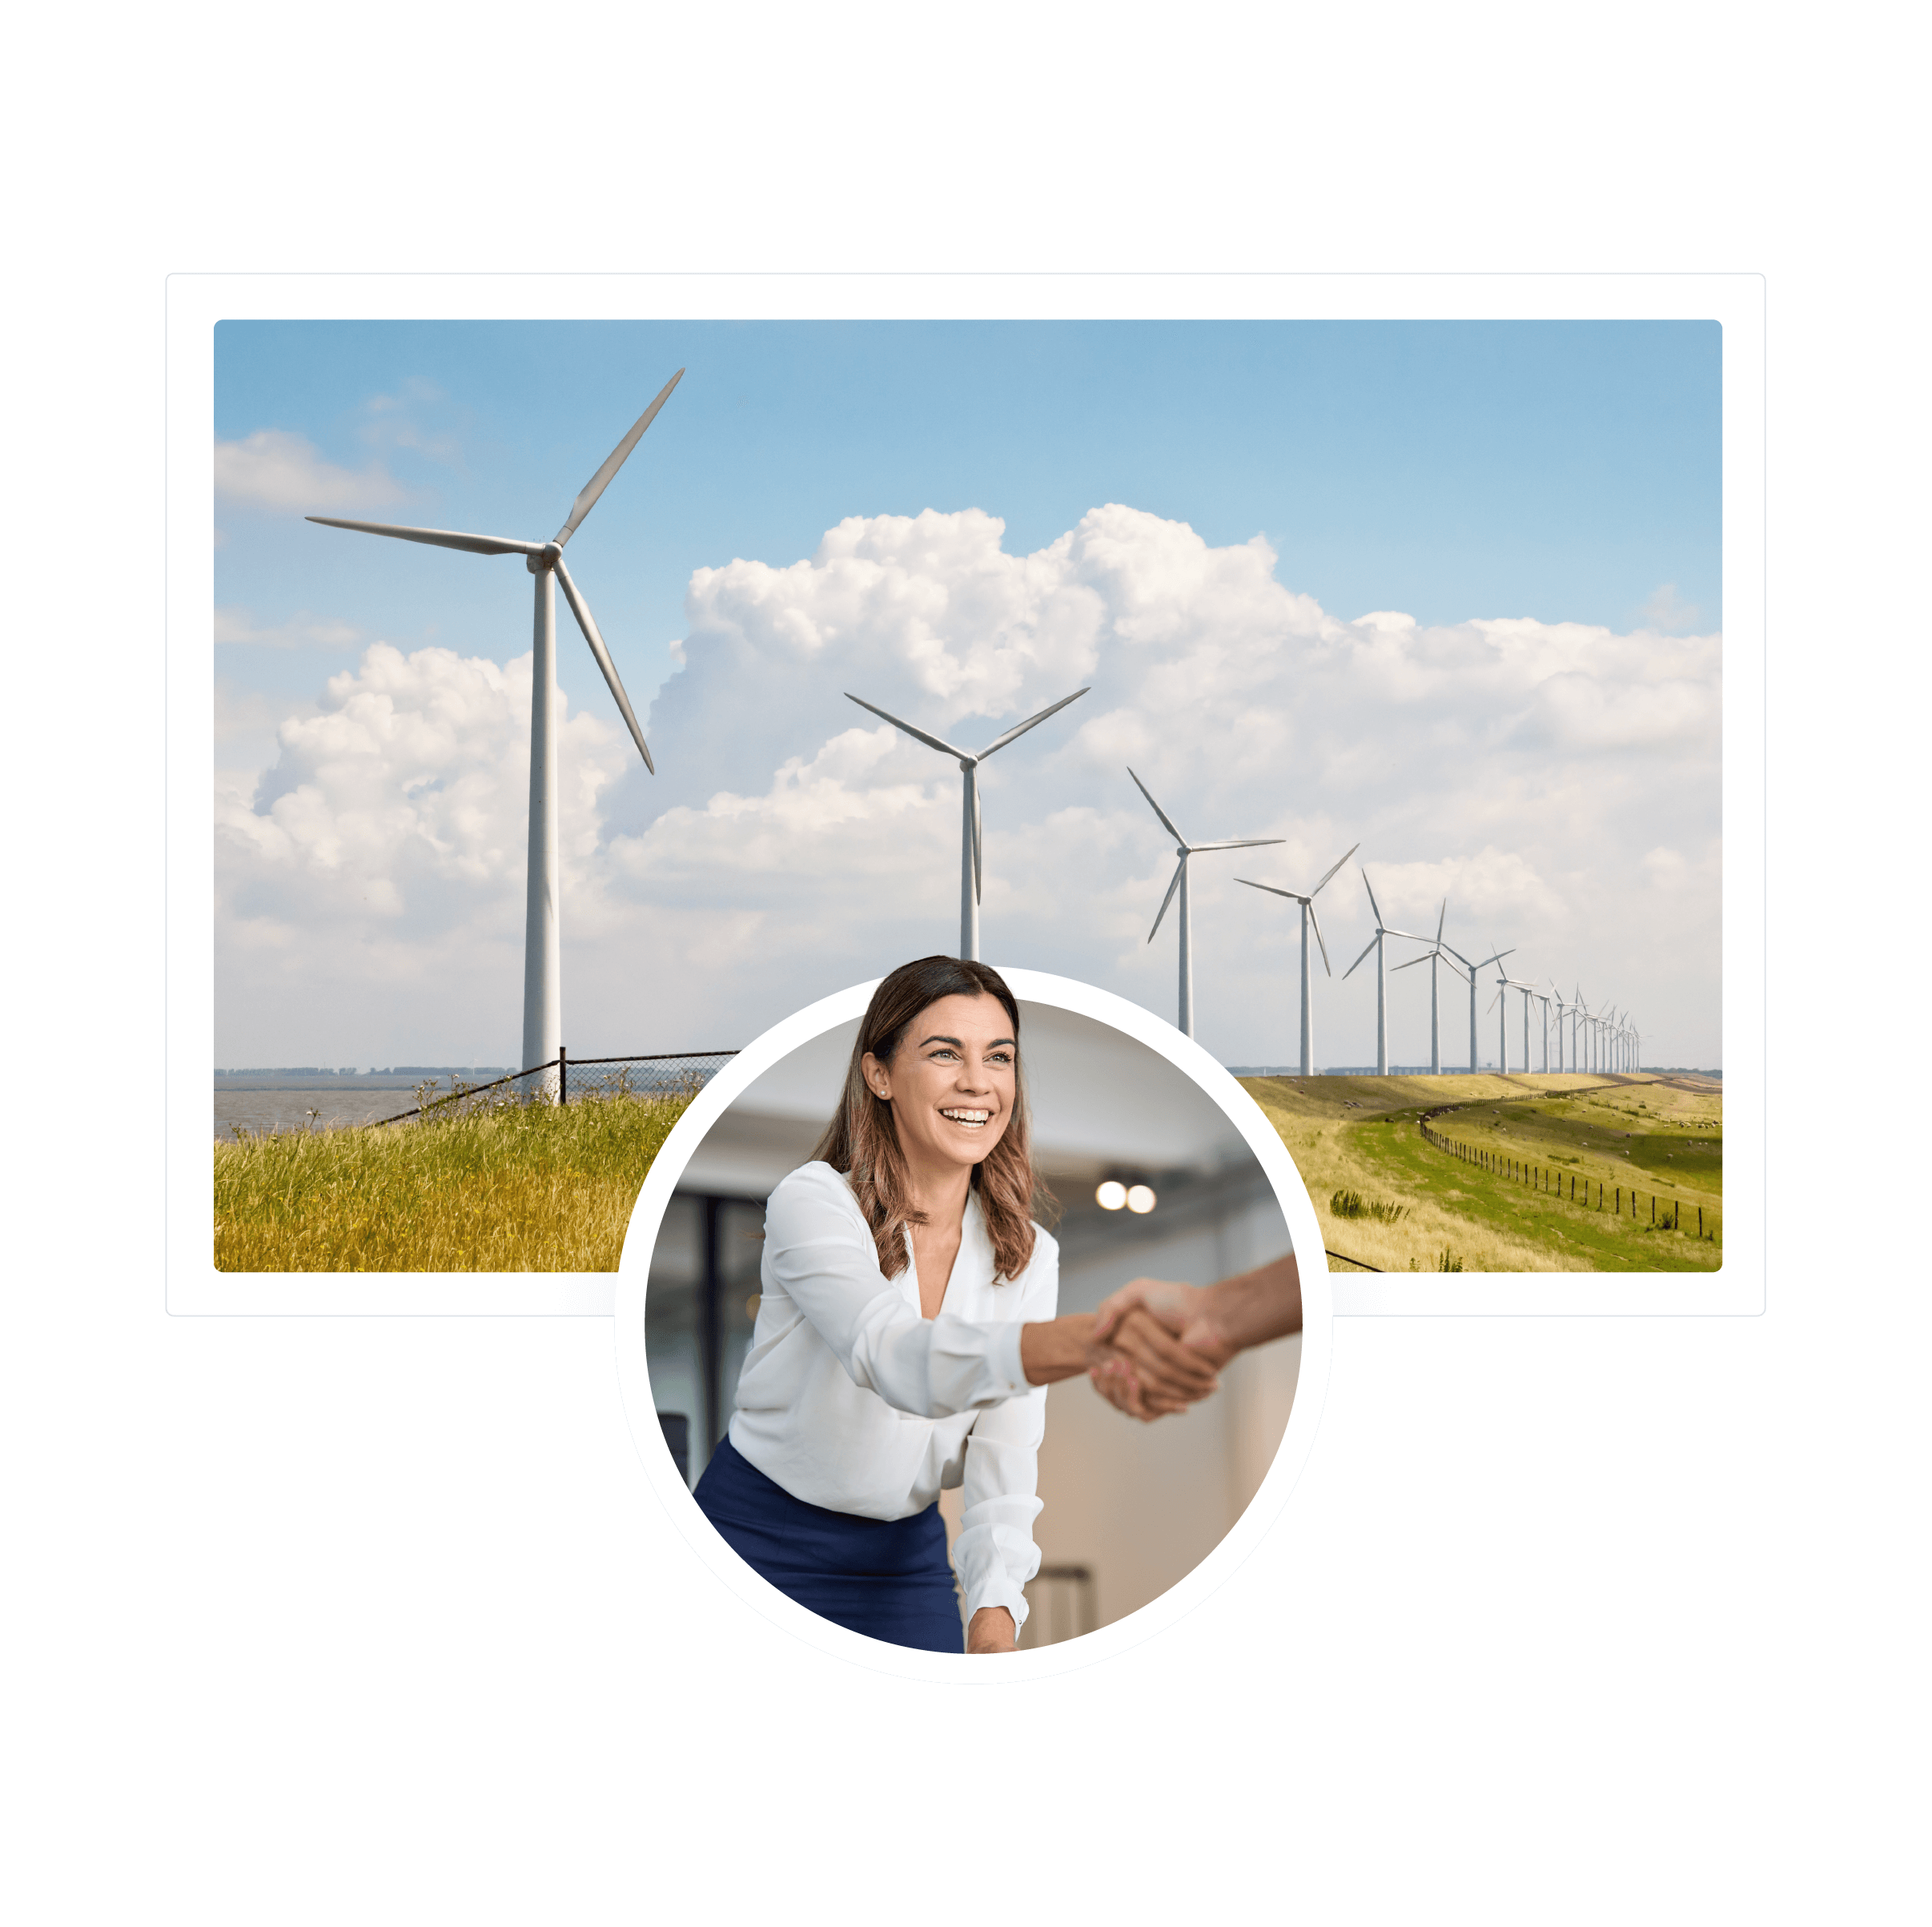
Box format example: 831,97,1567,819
1200,1253,1302,1351
1018,1313,1099,1385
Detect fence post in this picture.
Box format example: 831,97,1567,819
559,1043,568,1106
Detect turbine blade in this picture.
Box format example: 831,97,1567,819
1310,842,1360,897
971,769,983,903
1127,768,1187,844
1307,901,1332,975
555,557,653,773
1392,952,1430,972
1190,837,1287,853
555,369,684,546
1147,854,1188,944
1441,942,1473,969
975,686,1090,759
306,516,541,557
1235,877,1299,901
844,693,971,761
1436,899,1446,943
1360,867,1384,929
1341,933,1377,981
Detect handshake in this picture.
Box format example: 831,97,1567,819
1077,1251,1303,1423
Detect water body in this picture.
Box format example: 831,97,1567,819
213,1060,728,1138
214,1073,511,1141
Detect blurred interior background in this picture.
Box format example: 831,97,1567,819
644,1002,1300,1648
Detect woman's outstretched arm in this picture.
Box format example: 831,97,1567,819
764,1166,1218,1419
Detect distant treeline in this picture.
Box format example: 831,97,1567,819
215,1066,513,1078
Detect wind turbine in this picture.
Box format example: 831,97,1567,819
1390,899,1453,1074
1443,940,1513,1074
1130,769,1283,1038
1549,983,1571,1072
1236,842,1359,1077
1533,986,1555,1073
1341,869,1432,1075
310,371,682,1094
846,687,1089,961
1482,951,1524,1074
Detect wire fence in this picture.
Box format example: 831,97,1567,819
365,1049,740,1129
1418,1116,1720,1243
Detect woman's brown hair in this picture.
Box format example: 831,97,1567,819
811,957,1053,1284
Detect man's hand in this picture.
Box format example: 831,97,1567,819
1087,1279,1234,1422
966,1606,1017,1653
1021,1310,1219,1407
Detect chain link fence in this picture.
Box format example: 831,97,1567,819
366,1049,739,1128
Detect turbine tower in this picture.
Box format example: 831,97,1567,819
846,687,1089,961
1341,869,1432,1075
1129,769,1283,1038
1443,941,1513,1074
310,371,682,1093
1390,900,1453,1074
1236,842,1358,1077
1549,983,1571,1073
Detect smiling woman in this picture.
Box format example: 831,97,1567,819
689,956,1216,1654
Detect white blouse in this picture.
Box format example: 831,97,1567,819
728,1160,1058,1632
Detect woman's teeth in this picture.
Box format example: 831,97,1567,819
941,1109,990,1128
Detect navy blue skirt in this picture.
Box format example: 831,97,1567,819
693,1435,965,1654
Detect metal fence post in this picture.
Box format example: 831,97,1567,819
558,1043,568,1106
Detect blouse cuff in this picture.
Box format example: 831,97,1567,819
987,1318,1028,1398
964,1572,1030,1633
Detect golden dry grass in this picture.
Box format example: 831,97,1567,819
1240,1073,1722,1273
214,1094,690,1272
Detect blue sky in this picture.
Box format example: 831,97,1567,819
216,318,1720,717
213,319,1723,1070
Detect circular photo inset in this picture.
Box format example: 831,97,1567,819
613,961,1327,1667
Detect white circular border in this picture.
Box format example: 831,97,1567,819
613,967,1333,1681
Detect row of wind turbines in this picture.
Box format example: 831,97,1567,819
307,373,1641,1086
823,688,1642,1083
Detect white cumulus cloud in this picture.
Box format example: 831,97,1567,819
213,430,408,512
217,504,1724,1068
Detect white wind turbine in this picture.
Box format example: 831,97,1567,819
1341,869,1432,1075
1389,899,1454,1074
1130,769,1283,1038
1533,986,1555,1073
1481,952,1528,1074
1442,940,1512,1074
1549,983,1571,1072
1236,842,1359,1077
846,687,1090,961
310,371,682,1093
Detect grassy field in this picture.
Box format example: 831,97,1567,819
215,1094,691,1271
1239,1072,1723,1274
